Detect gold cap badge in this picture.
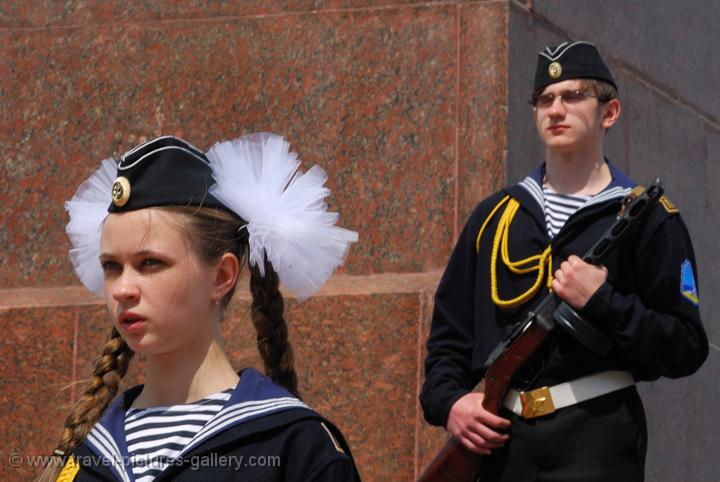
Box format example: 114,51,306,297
548,61,562,79
112,176,131,207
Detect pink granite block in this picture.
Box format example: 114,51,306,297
223,292,424,481
457,2,509,232
413,289,452,477
2,5,457,289
0,1,426,29
0,302,146,481
0,306,75,481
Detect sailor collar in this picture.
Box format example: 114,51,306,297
514,159,635,217
82,367,310,482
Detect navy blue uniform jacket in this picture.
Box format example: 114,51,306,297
61,368,360,481
420,162,708,427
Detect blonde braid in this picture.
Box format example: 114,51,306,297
36,327,133,482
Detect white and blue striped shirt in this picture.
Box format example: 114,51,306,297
542,183,591,238
125,389,233,482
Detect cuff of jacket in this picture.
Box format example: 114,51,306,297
578,281,621,330
422,388,470,428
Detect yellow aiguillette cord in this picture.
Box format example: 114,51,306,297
476,195,553,309
56,455,80,482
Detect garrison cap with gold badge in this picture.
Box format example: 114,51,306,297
108,136,225,212
534,41,617,93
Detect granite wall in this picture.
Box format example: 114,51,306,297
1,1,716,481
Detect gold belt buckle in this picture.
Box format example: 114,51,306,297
519,386,556,419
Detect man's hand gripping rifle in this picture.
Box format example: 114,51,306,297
417,179,665,482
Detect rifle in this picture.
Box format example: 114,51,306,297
417,180,664,482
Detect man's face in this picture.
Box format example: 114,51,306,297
532,79,613,154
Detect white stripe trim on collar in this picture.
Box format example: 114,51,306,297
185,398,308,447
178,398,309,457
583,186,631,208
88,424,123,465
519,177,545,213
86,424,131,482
519,176,631,215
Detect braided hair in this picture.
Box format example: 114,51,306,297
37,328,134,481
250,258,299,396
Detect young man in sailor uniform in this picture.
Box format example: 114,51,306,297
420,41,708,481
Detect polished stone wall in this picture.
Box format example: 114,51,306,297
0,2,508,480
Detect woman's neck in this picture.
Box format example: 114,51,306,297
544,147,611,196
133,335,239,408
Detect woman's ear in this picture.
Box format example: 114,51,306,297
211,253,240,303
600,98,621,130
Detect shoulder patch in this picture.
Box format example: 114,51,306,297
659,195,679,214
56,455,80,482
320,421,345,454
680,259,699,306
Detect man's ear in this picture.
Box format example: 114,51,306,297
211,252,240,303
600,98,621,130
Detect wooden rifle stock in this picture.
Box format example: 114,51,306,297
415,438,481,482
417,180,664,482
417,307,557,482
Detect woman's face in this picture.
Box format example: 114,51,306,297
99,208,219,356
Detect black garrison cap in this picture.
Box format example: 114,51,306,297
107,136,225,213
534,41,617,92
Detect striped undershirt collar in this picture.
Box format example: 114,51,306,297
542,185,589,238
518,159,635,215
125,390,233,482
126,388,232,417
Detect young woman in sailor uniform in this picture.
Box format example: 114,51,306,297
38,133,360,482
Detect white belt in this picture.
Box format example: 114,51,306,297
502,371,635,419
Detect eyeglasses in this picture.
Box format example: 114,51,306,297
530,90,607,108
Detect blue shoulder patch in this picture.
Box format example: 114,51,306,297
680,259,699,306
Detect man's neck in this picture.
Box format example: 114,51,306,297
544,148,611,196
